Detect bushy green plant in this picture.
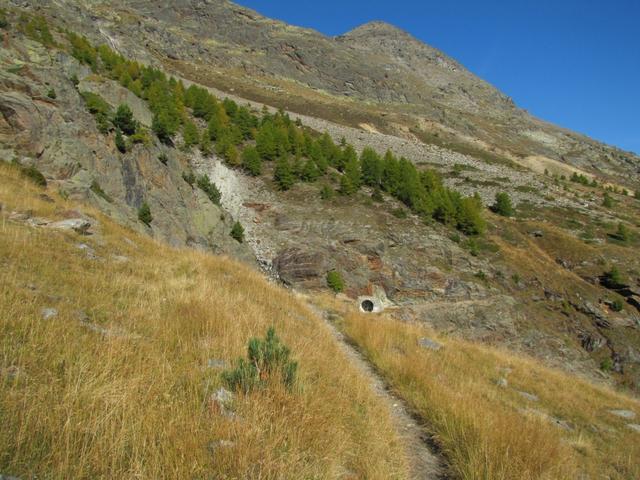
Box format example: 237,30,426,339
182,120,199,150
222,327,298,393
602,192,614,208
80,91,112,134
611,222,631,244
274,156,295,191
182,171,196,186
600,357,613,372
113,104,137,135
230,221,244,243
241,146,262,176
320,184,334,200
610,298,624,312
137,202,152,226
196,174,221,205
0,8,8,29
326,270,345,293
491,192,514,217
602,266,624,289
115,129,126,153
46,88,56,99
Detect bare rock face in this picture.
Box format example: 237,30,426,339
274,248,327,288
0,40,254,263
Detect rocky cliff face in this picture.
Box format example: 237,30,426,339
0,32,253,261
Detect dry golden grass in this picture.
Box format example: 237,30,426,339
318,296,640,480
0,163,408,479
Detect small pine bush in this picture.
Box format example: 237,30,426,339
491,192,514,217
230,221,244,243
113,104,137,135
137,202,153,226
196,174,221,205
319,184,334,200
46,88,56,99
602,266,624,289
182,171,196,187
610,298,624,312
115,129,126,153
326,270,345,293
602,192,614,208
600,358,613,372
242,147,262,176
222,327,298,393
612,222,630,243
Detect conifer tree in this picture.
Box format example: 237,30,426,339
242,146,262,176
182,120,199,150
361,147,383,187
274,156,295,190
113,104,136,135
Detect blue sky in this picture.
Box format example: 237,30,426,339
236,0,640,155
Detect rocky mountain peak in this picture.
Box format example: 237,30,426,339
340,20,412,39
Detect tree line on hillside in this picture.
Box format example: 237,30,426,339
63,27,487,235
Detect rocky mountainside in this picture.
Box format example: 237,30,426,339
1,0,639,400
13,0,639,185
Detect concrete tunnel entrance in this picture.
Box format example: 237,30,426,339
361,299,374,312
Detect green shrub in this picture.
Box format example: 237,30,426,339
602,192,614,208
222,327,298,393
115,129,126,153
128,129,151,146
46,88,56,99
137,202,152,226
274,156,295,191
326,270,345,293
242,146,262,176
610,298,624,312
391,207,408,219
113,104,137,135
602,266,624,289
80,91,112,134
320,184,334,200
0,9,8,29
230,221,244,243
611,222,631,244
182,120,199,150
182,171,196,186
600,358,613,372
196,174,221,205
491,192,514,217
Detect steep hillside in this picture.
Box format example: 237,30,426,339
9,0,638,185
2,143,640,480
1,5,640,478
1,6,640,396
0,161,410,478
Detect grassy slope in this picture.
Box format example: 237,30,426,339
314,296,640,480
0,162,408,479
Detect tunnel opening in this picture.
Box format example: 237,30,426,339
361,299,374,312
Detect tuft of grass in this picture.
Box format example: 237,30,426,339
13,162,47,187
0,162,408,479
